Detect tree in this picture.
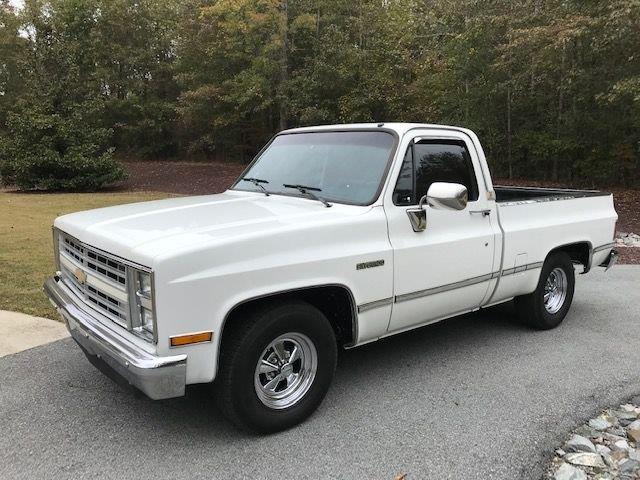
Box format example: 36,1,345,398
92,0,183,157
0,0,125,190
1,0,638,186
0,1,26,129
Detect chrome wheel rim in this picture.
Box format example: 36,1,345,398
254,332,317,410
544,268,568,314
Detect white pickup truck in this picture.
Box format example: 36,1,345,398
45,123,618,432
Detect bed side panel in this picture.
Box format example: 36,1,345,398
491,195,617,302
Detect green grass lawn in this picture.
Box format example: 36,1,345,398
0,191,172,320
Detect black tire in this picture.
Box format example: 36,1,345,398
514,251,575,330
214,300,337,433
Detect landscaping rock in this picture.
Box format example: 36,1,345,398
612,439,630,452
608,426,627,437
589,415,615,431
621,404,637,413
566,435,597,453
601,432,626,443
612,410,638,426
616,232,640,247
618,458,640,475
629,449,640,462
601,452,616,469
610,449,628,462
548,401,640,480
628,427,640,443
628,420,640,431
554,463,587,480
564,452,606,468
596,444,614,467
575,425,601,439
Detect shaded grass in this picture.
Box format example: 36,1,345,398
0,191,172,319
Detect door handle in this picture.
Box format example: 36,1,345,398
469,209,491,217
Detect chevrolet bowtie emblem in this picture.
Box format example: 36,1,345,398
74,267,87,284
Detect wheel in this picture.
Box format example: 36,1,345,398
514,251,575,330
214,300,337,433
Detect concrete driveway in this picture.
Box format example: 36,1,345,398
1,266,639,480
0,310,68,358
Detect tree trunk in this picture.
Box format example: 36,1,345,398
554,42,566,182
279,0,289,131
507,83,513,179
464,79,469,124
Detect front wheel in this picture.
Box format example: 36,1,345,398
215,301,337,433
514,251,575,330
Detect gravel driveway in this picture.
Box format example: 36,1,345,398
1,266,639,480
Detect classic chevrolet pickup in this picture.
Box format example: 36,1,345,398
44,123,618,432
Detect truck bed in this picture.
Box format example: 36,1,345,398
489,185,617,303
494,186,609,204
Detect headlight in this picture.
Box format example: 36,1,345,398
138,271,152,297
130,269,156,342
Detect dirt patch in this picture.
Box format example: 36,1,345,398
618,247,640,265
118,161,245,195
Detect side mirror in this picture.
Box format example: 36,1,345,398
406,182,468,233
426,182,468,211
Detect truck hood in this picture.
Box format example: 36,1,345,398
54,191,371,267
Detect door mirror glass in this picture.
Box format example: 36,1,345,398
426,182,468,211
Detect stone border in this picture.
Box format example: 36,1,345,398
548,400,640,479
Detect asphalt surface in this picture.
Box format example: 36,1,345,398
1,266,639,480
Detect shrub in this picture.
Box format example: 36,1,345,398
0,99,126,191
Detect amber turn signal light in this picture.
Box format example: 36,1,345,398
170,331,213,347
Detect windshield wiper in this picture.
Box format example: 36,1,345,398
241,177,270,196
282,184,332,208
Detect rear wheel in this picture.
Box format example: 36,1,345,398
514,251,575,330
215,300,337,433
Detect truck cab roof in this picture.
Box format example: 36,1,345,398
281,122,476,138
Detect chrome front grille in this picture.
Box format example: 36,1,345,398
61,236,127,286
58,232,131,327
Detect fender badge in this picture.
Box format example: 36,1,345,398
356,260,385,270
74,267,87,284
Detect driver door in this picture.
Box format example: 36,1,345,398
385,131,498,333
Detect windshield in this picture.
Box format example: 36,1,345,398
233,131,396,205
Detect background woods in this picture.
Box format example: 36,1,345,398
0,0,639,189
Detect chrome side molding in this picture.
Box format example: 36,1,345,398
359,261,546,311
357,297,394,313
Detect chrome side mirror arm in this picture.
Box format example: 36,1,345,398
406,195,428,232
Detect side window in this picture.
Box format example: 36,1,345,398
393,139,479,206
392,147,414,205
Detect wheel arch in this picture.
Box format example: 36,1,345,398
547,240,593,274
216,284,358,371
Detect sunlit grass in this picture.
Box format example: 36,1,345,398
0,191,173,319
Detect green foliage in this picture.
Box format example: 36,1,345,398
0,1,26,129
0,0,639,187
0,0,127,190
0,98,125,190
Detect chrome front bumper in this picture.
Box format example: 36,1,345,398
44,276,186,400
